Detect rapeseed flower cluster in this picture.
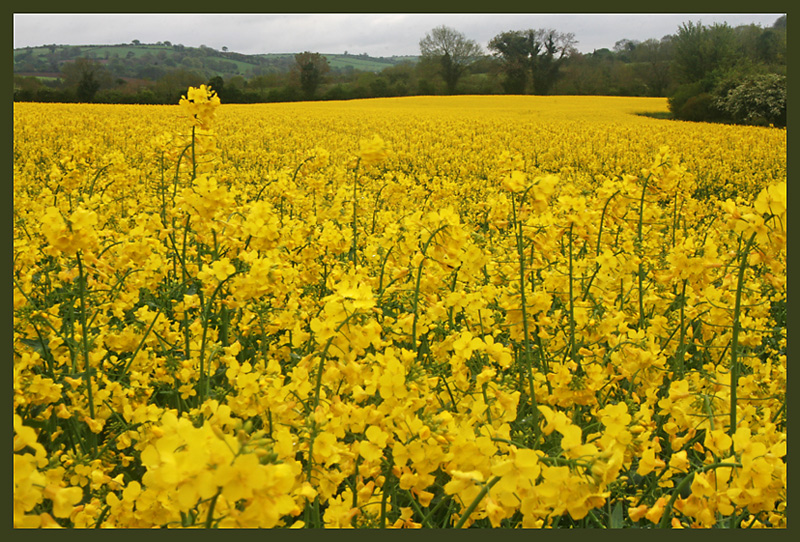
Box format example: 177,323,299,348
13,91,785,528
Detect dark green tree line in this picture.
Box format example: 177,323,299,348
14,16,786,126
667,16,786,125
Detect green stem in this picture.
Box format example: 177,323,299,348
376,245,394,296
191,125,197,181
582,191,619,301
351,159,360,266
94,505,111,528
657,462,742,529
676,279,687,378
312,312,357,411
178,215,192,366
380,454,395,528
75,252,95,420
121,306,162,376
453,476,500,528
404,490,435,528
637,174,651,330
730,232,757,446
411,224,448,353
567,223,577,365
672,194,680,249
597,190,620,256
197,273,238,404
511,193,538,437
204,488,222,528
171,144,191,202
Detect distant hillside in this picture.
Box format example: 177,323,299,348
13,42,418,81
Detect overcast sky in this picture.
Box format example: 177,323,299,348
13,13,785,57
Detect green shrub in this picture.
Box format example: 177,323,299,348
716,73,786,127
667,81,705,117
669,81,727,123
680,93,727,122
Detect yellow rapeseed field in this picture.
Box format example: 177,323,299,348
13,90,785,528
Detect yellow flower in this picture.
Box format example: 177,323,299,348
180,84,221,129
628,503,648,522
703,429,733,457
668,450,690,473
198,257,236,283
753,182,786,217
391,506,422,528
644,496,668,524
43,485,83,518
637,447,666,476
12,93,786,528
358,135,388,166
312,432,341,466
502,170,527,193
69,207,98,232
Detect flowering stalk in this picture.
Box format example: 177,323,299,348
197,273,238,404
566,223,577,365
676,279,688,378
637,173,652,330
583,190,619,300
164,215,195,372
729,232,757,444
75,252,95,421
411,224,448,354
351,158,361,266
191,125,197,181
511,191,539,435
311,312,358,412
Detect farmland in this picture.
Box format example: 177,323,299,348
13,91,786,528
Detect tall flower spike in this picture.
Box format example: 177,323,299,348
180,84,221,130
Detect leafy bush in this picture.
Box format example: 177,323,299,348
678,92,727,122
667,81,705,117
716,73,786,127
669,81,728,123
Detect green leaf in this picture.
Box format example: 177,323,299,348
19,337,51,356
610,501,624,529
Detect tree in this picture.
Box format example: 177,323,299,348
671,21,737,86
630,37,674,96
755,28,781,64
666,20,784,123
207,75,225,98
489,29,576,95
293,52,330,99
382,62,417,96
153,69,204,102
526,29,577,95
247,73,285,95
488,31,530,94
613,39,638,62
61,58,111,102
13,75,45,101
419,25,482,94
